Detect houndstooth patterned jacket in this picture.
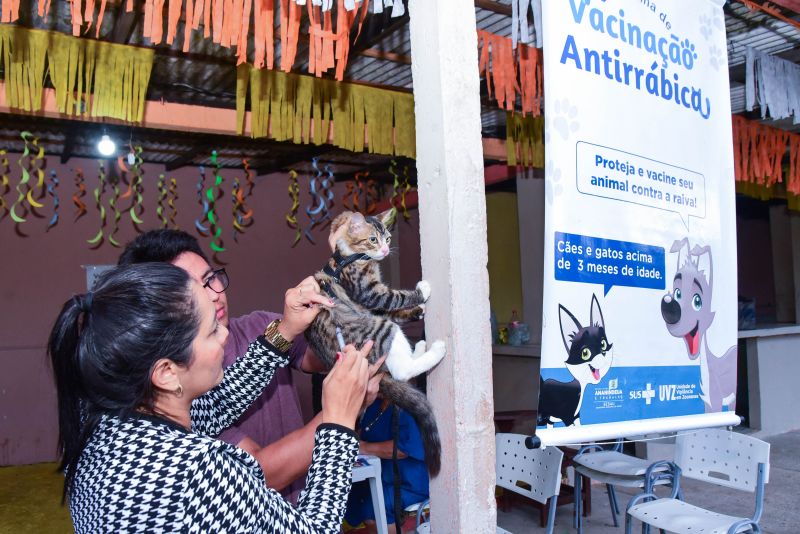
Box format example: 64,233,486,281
68,336,359,533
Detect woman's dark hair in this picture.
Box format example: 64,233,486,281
48,263,199,499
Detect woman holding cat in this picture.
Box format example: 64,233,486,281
49,262,372,533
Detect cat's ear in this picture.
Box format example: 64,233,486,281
559,304,582,355
331,211,354,235
378,208,397,228
349,211,366,231
590,294,605,329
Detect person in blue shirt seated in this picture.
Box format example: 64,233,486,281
345,395,429,534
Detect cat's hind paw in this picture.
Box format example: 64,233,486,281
416,280,431,301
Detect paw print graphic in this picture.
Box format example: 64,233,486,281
708,44,725,71
550,98,579,143
545,158,563,206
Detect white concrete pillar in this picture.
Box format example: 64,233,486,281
408,1,496,532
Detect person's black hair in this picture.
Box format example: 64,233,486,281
118,229,210,266
48,263,199,500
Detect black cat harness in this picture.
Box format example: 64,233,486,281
319,250,369,298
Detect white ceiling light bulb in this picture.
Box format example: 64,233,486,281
97,134,116,157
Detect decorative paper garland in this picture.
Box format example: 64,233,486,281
157,174,168,228
169,177,179,229
73,168,87,220
11,133,34,223
207,151,225,252
87,162,107,246
0,27,154,123
107,170,122,247
0,149,9,221
237,66,416,158
286,169,301,246
24,132,46,210
46,170,59,231
195,165,211,235
127,146,145,229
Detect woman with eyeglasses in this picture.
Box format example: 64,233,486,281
49,262,373,533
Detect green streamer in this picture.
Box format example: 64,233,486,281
206,151,225,252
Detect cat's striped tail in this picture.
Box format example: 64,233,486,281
379,376,441,477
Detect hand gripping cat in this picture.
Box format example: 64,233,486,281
305,210,447,475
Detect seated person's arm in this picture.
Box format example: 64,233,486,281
359,440,408,460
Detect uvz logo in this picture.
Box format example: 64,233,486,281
659,384,678,401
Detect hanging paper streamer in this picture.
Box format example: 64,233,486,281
342,172,361,212
23,132,47,211
106,170,122,247
386,159,400,225
195,165,210,235
231,161,255,242
11,134,34,223
398,164,412,220
156,174,168,228
286,169,302,246
319,163,335,225
126,146,145,229
169,177,179,229
45,170,60,231
243,158,256,199
0,149,9,221
303,157,334,243
365,177,379,215
87,162,107,246
206,151,225,252
73,168,87,220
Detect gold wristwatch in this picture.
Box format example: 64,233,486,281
264,319,293,352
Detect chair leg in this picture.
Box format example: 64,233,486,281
609,484,621,515
625,509,634,534
574,473,583,533
545,496,558,534
607,484,619,527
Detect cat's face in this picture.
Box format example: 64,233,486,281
334,210,394,260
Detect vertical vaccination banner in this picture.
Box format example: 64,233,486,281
536,0,740,445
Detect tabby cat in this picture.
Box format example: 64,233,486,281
305,210,446,475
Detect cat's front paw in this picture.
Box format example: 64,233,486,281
416,280,431,301
428,340,446,364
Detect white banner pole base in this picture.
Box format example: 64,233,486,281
534,412,742,448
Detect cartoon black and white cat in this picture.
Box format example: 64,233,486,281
537,294,614,427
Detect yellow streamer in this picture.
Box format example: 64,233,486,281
286,169,301,246
87,162,107,246
506,113,544,168
22,132,46,209
157,174,168,228
0,149,9,220
237,65,416,158
107,171,121,247
0,26,154,123
11,133,32,223
168,177,179,229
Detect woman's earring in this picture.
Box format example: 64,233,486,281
175,384,184,398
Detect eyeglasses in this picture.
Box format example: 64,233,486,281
202,268,229,294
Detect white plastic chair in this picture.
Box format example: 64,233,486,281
571,439,673,533
625,428,770,534
495,433,564,534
